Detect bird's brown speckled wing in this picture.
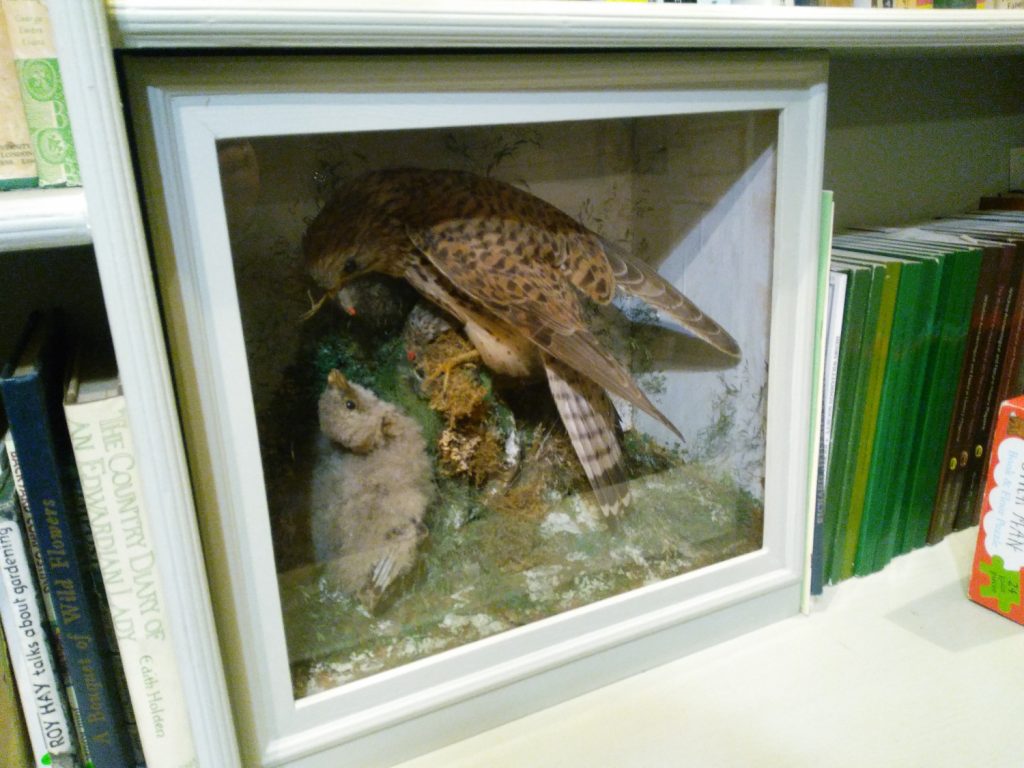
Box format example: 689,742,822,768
601,239,741,359
542,325,681,439
407,216,583,332
407,222,681,439
413,170,618,305
544,356,631,517
415,172,738,360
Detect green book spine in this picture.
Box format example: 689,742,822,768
930,244,1013,542
2,0,80,188
912,218,1024,533
853,227,1019,547
835,237,954,572
954,243,1024,531
870,256,941,572
832,236,940,569
827,262,884,585
900,248,982,552
849,256,920,576
839,260,900,580
858,258,917,575
821,264,870,584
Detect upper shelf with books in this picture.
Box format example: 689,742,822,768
1,0,86,253
0,187,90,253
107,1,1024,52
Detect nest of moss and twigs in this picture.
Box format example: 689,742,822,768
254,282,763,699
282,448,763,697
413,329,517,487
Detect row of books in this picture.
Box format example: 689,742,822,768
0,312,196,767
0,0,79,191
811,208,1024,593
613,0,1024,6
796,1,1024,8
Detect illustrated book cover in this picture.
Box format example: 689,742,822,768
969,395,1024,625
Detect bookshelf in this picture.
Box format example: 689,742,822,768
108,3,1024,50
0,188,96,363
0,1,1018,766
0,187,89,253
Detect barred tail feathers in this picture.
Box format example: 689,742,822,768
544,356,631,516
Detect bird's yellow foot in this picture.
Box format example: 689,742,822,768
424,350,481,394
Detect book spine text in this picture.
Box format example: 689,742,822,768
66,394,199,768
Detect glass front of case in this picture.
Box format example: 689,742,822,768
215,111,777,699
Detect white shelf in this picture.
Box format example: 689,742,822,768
36,3,1023,765
108,1,1024,52
393,528,1024,768
0,187,90,253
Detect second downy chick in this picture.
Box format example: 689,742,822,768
310,370,434,611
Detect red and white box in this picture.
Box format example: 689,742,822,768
969,395,1024,625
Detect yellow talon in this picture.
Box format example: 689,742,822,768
425,350,481,394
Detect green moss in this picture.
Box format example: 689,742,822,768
691,383,739,461
266,292,763,698
622,428,684,477
483,376,517,434
312,326,444,451
282,443,764,698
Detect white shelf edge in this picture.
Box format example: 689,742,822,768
0,187,91,253
391,527,1024,768
49,0,243,764
108,1,1024,52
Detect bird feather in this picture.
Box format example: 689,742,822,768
601,238,741,359
408,225,683,439
544,356,631,516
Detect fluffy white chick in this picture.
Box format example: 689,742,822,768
311,369,433,610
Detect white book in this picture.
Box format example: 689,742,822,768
64,363,198,768
822,269,848,486
0,440,77,768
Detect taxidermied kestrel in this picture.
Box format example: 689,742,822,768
304,168,740,515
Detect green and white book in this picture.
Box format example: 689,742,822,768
2,0,79,187
0,7,36,189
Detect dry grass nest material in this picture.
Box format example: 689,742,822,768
437,425,505,486
417,330,488,424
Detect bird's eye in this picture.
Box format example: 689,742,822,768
345,400,356,411
343,258,358,274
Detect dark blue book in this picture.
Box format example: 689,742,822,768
0,312,135,768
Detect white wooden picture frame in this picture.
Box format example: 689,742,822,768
126,51,827,767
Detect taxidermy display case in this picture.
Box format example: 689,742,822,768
127,52,828,766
